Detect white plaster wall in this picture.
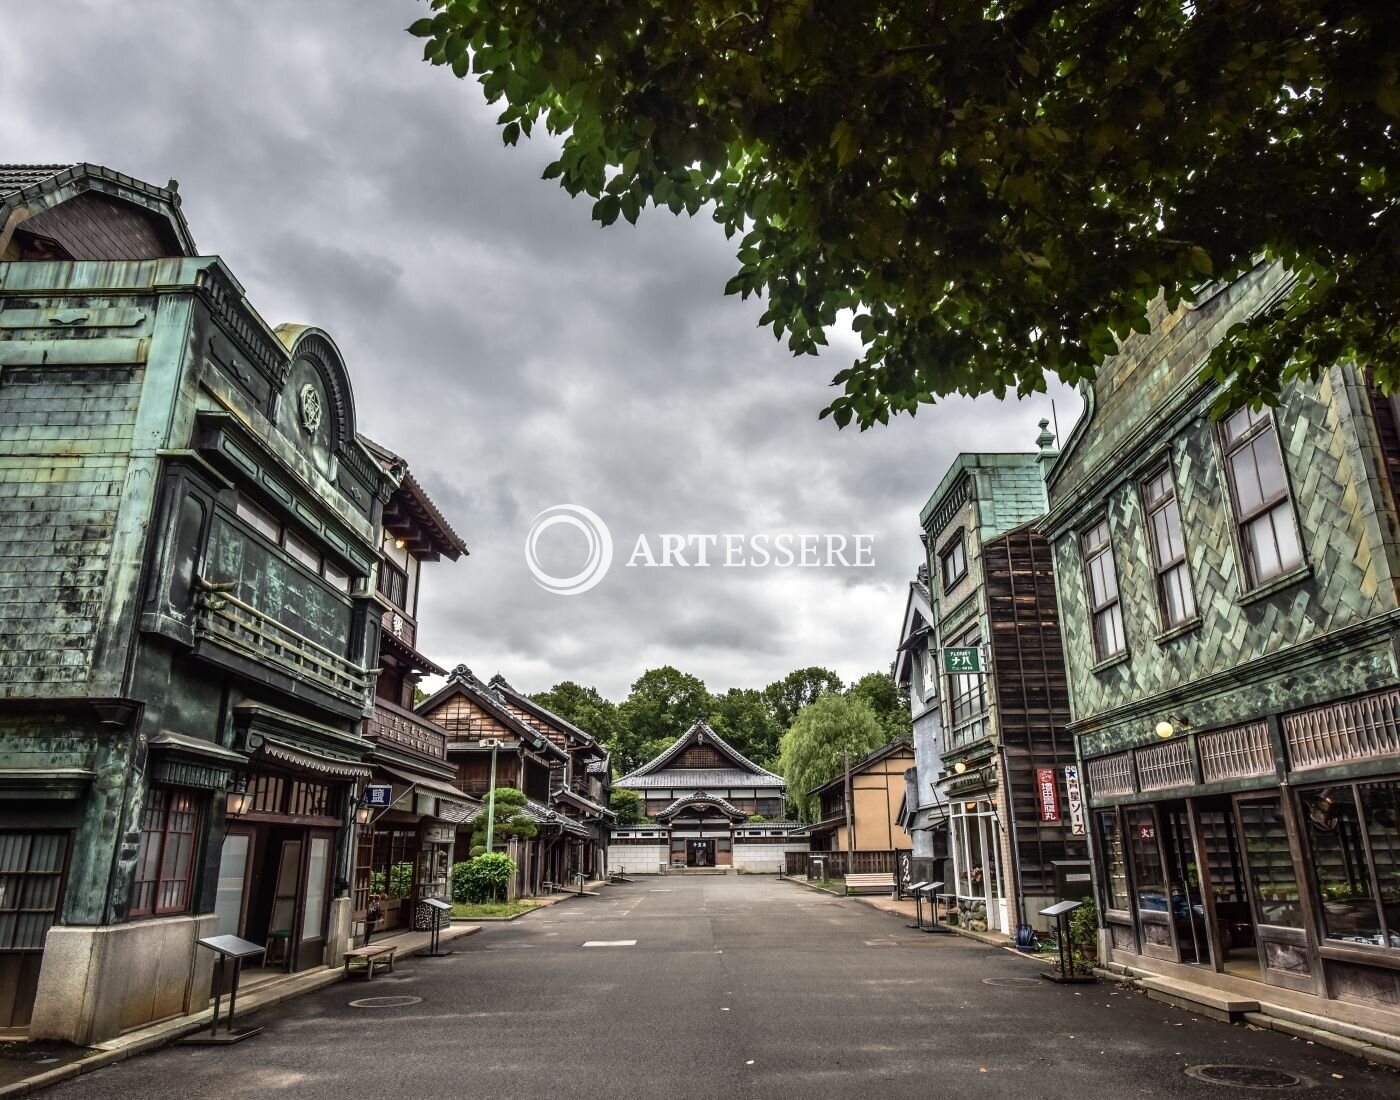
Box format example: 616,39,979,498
733,842,809,873
607,845,668,873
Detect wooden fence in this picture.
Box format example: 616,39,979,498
784,850,897,878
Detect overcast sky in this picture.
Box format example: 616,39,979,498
4,1,1080,701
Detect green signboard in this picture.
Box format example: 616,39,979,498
942,647,983,674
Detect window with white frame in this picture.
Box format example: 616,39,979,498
1220,407,1302,587
1142,467,1195,628
1081,518,1125,660
946,628,987,724
940,538,967,590
920,642,937,701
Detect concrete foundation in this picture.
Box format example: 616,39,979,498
29,913,217,1045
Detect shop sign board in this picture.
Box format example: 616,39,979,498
943,647,983,674
1036,768,1060,822
365,783,393,807
1063,765,1086,835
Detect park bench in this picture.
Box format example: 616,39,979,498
343,944,397,980
844,872,897,897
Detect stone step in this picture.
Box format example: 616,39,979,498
1140,975,1260,1022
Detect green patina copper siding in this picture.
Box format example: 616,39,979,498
0,364,142,689
1045,265,1400,759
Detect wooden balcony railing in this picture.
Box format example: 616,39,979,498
194,580,371,706
367,698,448,762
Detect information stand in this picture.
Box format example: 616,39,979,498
919,881,951,934
419,898,454,957
903,881,930,929
1039,900,1095,983
179,935,266,1045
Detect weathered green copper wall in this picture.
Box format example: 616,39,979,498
1044,263,1400,759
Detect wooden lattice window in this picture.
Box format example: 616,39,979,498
1081,519,1125,660
1283,689,1400,770
1141,467,1195,628
1086,753,1135,798
1135,739,1194,792
1199,722,1275,782
131,788,201,917
1220,407,1302,587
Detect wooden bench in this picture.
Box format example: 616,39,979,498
343,944,397,980
844,873,897,896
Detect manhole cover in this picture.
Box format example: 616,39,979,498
1183,1065,1307,1090
348,995,423,1009
982,977,1040,988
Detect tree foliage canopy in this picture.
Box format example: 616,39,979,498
413,1,1400,426
778,693,888,822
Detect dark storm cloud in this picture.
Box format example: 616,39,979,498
3,0,1081,700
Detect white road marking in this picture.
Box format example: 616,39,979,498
582,940,637,947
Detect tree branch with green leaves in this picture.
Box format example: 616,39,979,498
411,0,1400,426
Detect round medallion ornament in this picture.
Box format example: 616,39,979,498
299,383,323,434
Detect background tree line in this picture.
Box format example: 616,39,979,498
531,665,908,821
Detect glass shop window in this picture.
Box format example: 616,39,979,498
1098,811,1129,911
1238,797,1304,929
1304,782,1400,948
1125,809,1167,912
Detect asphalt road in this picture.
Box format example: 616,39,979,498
49,876,1400,1099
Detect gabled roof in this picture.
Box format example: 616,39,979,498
488,675,608,758
614,719,783,787
809,738,916,797
0,162,197,257
416,665,568,762
360,436,468,561
553,785,615,820
893,577,936,687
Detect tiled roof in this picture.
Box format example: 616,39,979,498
0,164,75,197
616,719,784,785
616,768,784,790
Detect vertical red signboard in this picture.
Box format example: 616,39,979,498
1036,767,1060,822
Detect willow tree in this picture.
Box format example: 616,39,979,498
779,694,887,822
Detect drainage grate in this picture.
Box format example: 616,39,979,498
349,995,423,1009
981,977,1041,988
1183,1065,1307,1090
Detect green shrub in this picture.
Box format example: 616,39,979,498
452,852,518,903
1069,894,1099,969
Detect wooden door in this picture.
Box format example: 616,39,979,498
295,831,334,971
0,832,69,1029
1124,805,1178,961
213,828,253,937
1234,794,1318,992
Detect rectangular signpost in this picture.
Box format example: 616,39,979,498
942,647,983,674
364,783,393,807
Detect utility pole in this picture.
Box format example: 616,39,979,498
484,738,500,850
844,749,855,861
